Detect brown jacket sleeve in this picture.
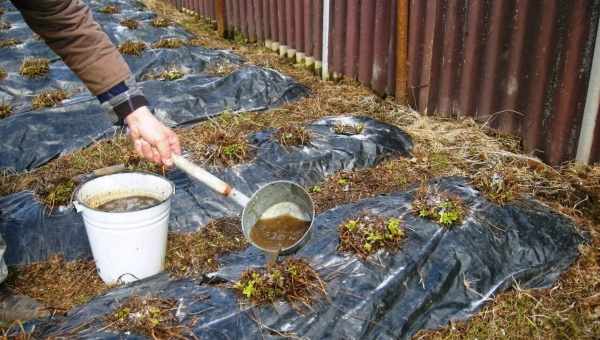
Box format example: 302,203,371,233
11,0,131,95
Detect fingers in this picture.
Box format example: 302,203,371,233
134,139,144,159
155,129,174,167
167,129,181,155
140,139,155,162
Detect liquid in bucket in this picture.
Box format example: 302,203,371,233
94,195,160,212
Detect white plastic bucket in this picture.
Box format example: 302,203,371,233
73,172,174,284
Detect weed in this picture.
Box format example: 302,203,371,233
120,19,139,30
274,125,312,147
0,38,20,48
309,185,321,193
152,38,185,49
0,102,12,119
151,17,170,27
118,40,146,56
412,183,466,228
39,178,76,209
31,89,68,109
234,259,326,307
98,5,120,14
337,177,350,186
0,20,9,30
166,217,248,277
333,122,365,135
105,296,192,338
204,60,239,76
181,126,254,167
472,165,520,205
232,31,247,44
19,58,50,78
338,214,406,259
142,67,185,81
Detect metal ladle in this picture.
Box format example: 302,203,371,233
172,154,315,255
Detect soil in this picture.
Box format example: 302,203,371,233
338,214,406,259
234,258,326,308
166,217,248,278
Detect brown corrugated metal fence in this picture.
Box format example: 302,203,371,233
408,0,600,164
166,0,600,165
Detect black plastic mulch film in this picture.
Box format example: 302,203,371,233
0,115,413,265
20,177,584,339
0,0,586,339
0,0,308,172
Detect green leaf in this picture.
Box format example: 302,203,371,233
243,280,255,298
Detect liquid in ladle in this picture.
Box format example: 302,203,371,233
94,195,160,212
250,214,310,252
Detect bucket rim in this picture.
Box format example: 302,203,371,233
73,171,175,214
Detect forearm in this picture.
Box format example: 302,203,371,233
11,0,131,95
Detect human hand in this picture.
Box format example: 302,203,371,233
125,106,181,166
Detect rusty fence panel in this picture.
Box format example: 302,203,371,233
408,0,600,165
165,0,600,164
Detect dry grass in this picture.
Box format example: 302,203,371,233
166,217,248,277
151,16,170,27
141,66,185,81
98,5,120,14
333,122,365,135
0,20,9,30
0,38,20,48
118,40,147,56
31,89,68,109
274,124,312,148
5,255,110,313
234,258,327,308
19,58,50,78
0,135,159,208
152,37,185,49
120,18,139,30
104,296,194,339
0,102,11,119
338,214,406,259
0,1,597,337
179,116,255,167
0,66,5,80
203,60,240,76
